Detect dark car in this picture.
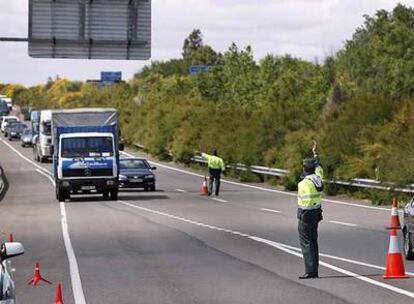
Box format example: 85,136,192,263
21,128,35,147
403,197,414,260
7,122,27,141
119,158,156,191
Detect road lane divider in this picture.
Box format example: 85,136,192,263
3,142,86,304
261,208,282,214
211,198,228,203
117,200,414,299
176,189,187,193
121,151,392,212
328,221,358,227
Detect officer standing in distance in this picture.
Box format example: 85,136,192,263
297,158,324,279
201,149,225,196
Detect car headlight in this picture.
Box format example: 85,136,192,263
119,174,127,180
144,174,154,179
62,181,70,187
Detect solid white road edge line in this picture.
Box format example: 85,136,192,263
0,138,51,174
328,220,358,227
176,189,187,193
35,169,87,304
261,208,282,214
117,200,414,299
6,144,86,304
120,151,392,212
60,202,87,304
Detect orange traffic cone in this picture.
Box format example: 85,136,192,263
54,282,63,304
200,176,209,196
8,234,13,242
388,197,401,229
28,262,52,285
384,228,409,279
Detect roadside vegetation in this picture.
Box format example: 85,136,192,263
2,4,414,204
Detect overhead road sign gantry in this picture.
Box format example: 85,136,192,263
28,0,151,60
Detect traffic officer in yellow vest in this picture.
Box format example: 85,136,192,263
297,158,324,279
201,149,225,196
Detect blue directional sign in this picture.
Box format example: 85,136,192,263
101,72,122,84
189,65,210,75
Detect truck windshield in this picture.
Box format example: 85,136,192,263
40,121,51,136
61,137,114,158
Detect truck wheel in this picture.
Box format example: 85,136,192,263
39,156,45,163
150,186,156,192
56,188,68,202
103,191,109,199
110,190,118,200
404,228,414,260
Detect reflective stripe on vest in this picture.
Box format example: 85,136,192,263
297,178,322,209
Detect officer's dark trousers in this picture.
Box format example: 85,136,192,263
298,208,322,275
208,168,221,196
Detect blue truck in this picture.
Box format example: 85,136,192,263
51,108,123,201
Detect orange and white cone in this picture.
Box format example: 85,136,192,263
384,228,409,279
54,282,63,304
200,176,209,196
388,197,401,230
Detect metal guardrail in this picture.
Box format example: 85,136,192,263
134,143,414,193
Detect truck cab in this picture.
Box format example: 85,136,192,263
33,110,52,163
56,132,118,200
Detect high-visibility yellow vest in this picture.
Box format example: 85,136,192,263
202,153,225,171
315,165,324,180
297,177,322,210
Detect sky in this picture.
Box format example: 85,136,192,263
0,0,412,86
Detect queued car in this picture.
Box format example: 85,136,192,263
1,116,19,134
7,122,27,141
119,158,157,191
21,128,36,147
0,241,25,302
403,197,414,260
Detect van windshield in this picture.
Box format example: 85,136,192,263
61,137,114,158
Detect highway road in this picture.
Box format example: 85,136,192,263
1,134,414,303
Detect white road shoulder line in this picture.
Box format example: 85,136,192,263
117,200,414,299
121,151,391,212
0,139,52,174
60,202,87,304
175,189,187,193
261,208,282,214
3,140,86,304
211,197,227,203
328,220,358,227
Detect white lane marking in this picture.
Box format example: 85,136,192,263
329,221,358,227
36,169,54,181
117,200,414,299
211,197,227,203
251,237,414,299
175,189,187,193
4,141,86,303
0,138,52,174
121,151,391,212
261,208,282,214
60,202,87,304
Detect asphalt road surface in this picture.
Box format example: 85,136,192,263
1,134,414,304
